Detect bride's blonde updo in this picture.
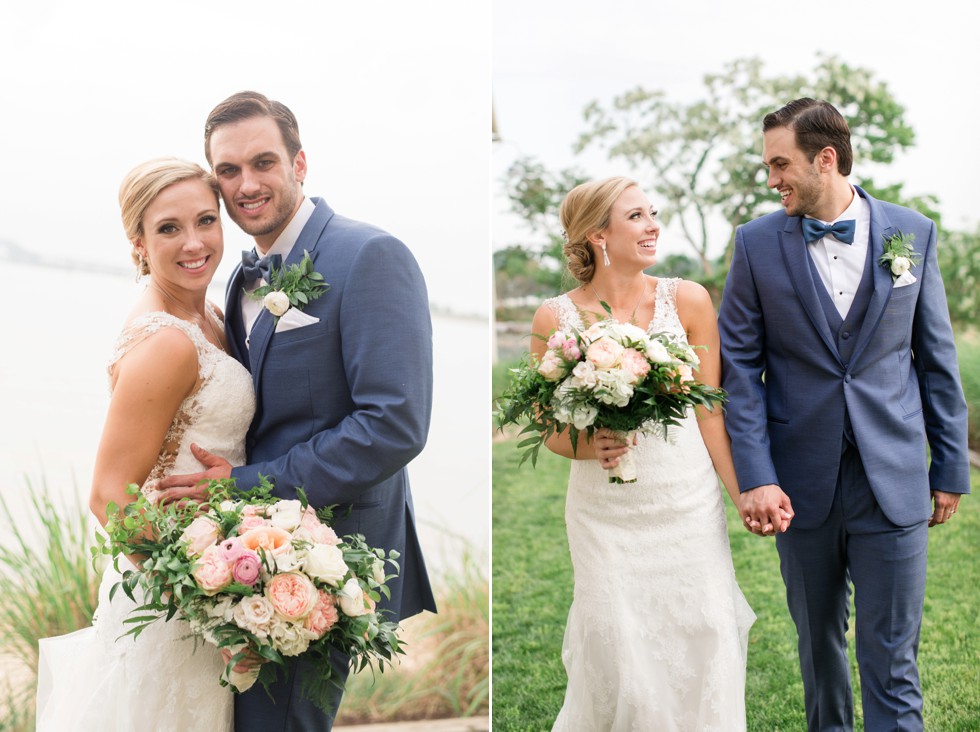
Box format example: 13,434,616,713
559,176,637,284
118,157,218,276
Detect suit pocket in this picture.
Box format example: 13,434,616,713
767,415,789,425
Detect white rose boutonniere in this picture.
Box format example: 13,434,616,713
878,231,921,287
249,250,329,320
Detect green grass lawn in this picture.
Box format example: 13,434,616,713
491,441,980,731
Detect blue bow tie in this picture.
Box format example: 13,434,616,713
802,218,856,245
241,250,281,283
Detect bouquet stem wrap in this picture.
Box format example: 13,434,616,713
607,430,637,484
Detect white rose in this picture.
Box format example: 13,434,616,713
645,340,671,363
371,558,387,586
338,577,368,617
303,544,349,587
890,256,911,276
537,351,566,381
268,500,304,531
273,548,303,573
263,291,291,317
233,596,275,638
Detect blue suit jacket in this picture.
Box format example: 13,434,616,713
718,187,970,529
225,197,436,621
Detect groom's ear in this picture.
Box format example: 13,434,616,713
815,145,837,174
293,150,308,185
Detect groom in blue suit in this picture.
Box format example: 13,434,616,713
718,98,969,730
159,91,436,730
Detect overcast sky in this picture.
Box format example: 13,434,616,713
0,0,490,316
493,0,980,261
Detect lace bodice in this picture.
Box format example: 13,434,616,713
108,309,255,484
544,277,686,341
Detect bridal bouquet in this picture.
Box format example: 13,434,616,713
495,320,726,483
95,477,402,713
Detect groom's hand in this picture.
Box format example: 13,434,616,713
153,444,233,505
928,490,961,527
739,484,794,536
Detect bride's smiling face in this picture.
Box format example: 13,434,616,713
592,186,660,270
137,179,223,293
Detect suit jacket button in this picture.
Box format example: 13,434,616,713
841,331,851,339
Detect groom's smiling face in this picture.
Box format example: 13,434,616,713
209,115,307,253
763,126,824,219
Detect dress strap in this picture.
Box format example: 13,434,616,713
107,312,212,390
543,293,586,333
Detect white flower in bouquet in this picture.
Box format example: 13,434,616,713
180,515,222,557
303,543,349,587
205,595,236,623
553,396,599,430
594,369,635,407
268,499,304,531
338,577,368,617
537,350,567,381
269,618,316,657
570,360,599,389
645,340,672,364
272,547,303,573
371,558,387,586
234,595,275,639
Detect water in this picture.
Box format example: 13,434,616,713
0,261,489,578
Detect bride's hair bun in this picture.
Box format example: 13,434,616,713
559,176,637,283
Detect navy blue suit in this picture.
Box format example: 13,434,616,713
718,187,969,730
225,198,436,731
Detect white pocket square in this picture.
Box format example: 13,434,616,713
275,308,320,333
893,271,917,288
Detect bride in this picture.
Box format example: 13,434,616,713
531,177,780,730
35,158,255,731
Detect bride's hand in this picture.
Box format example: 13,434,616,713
592,428,633,470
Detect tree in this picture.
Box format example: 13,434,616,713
937,226,980,329
575,54,929,273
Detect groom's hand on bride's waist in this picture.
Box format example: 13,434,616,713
154,444,233,505
739,483,794,537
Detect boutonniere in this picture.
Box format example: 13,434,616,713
878,231,920,287
249,250,329,319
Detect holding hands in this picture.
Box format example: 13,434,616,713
739,484,795,536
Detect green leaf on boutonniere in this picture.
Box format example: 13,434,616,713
878,231,920,268
248,250,329,319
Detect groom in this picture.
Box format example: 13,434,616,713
718,98,970,730
158,91,437,730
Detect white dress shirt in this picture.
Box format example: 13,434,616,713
241,196,317,345
804,186,870,319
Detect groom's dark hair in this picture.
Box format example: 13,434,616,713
763,98,853,176
204,91,303,165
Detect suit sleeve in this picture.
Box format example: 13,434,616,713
717,227,780,492
909,221,971,494
232,234,434,504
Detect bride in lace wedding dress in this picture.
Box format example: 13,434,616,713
530,178,766,731
35,159,255,732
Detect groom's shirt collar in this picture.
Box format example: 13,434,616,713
261,196,316,261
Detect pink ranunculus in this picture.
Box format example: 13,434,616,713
240,526,292,555
586,336,624,370
546,330,567,349
239,514,268,531
180,515,222,558
562,338,582,361
266,572,319,620
192,545,233,596
232,550,262,586
620,348,651,383
300,506,340,545
304,590,340,638
218,537,247,563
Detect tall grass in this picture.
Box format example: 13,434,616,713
0,479,101,731
334,543,490,724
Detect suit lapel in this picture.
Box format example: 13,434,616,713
243,198,334,396
224,262,249,367
848,188,895,368
779,218,842,365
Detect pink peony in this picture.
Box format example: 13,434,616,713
561,338,581,361
232,550,262,586
546,330,567,349
304,591,340,638
620,348,651,383
586,336,624,369
266,572,319,620
192,545,233,596
300,506,340,545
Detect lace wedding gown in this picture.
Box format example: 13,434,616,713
36,310,255,732
548,279,756,732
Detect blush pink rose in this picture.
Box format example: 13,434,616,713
241,526,292,555
562,339,582,361
586,337,624,369
239,514,268,531
300,506,340,545
232,550,262,586
620,348,651,383
537,351,566,381
180,516,222,557
304,591,340,638
192,545,233,596
266,572,319,620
